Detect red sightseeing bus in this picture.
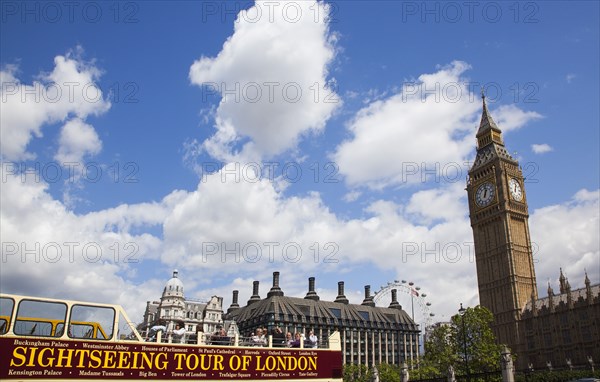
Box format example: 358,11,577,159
0,293,343,381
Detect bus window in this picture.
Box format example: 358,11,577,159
0,297,15,335
117,311,137,340
14,300,67,337
69,304,115,340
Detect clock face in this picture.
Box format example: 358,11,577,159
475,182,495,207
509,178,523,201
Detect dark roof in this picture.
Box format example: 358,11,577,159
471,143,516,170
227,294,418,330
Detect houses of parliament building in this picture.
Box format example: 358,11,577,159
466,96,599,370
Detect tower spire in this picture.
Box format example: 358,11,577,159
478,93,501,136
470,91,516,169
584,269,591,286
547,281,555,312
585,269,593,304
473,90,507,151
559,268,567,294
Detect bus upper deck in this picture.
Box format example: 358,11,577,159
0,293,143,342
0,293,343,381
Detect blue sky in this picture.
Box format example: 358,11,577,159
1,1,599,326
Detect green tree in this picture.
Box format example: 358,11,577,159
420,320,456,375
416,305,503,378
343,307,502,381
451,305,502,375
375,363,400,382
343,363,371,382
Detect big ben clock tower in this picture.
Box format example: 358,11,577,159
466,95,538,352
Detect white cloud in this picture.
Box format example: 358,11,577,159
55,118,102,164
0,167,170,321
332,62,544,189
53,117,103,206
343,190,361,202
492,104,543,133
406,183,467,225
189,0,340,162
333,61,478,188
530,189,600,294
162,163,343,273
566,73,576,83
531,143,553,154
0,49,110,161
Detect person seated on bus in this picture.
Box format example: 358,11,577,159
272,327,286,347
187,332,198,344
307,330,318,348
211,328,230,345
251,328,267,346
289,332,302,348
148,324,166,342
172,324,186,343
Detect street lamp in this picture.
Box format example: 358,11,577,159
459,303,470,382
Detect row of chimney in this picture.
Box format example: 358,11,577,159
227,271,403,313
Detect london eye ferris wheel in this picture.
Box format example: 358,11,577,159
372,280,435,342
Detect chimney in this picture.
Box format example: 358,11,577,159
361,285,375,307
227,290,240,314
334,281,349,304
389,289,402,310
267,271,284,297
304,277,320,301
247,281,261,305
